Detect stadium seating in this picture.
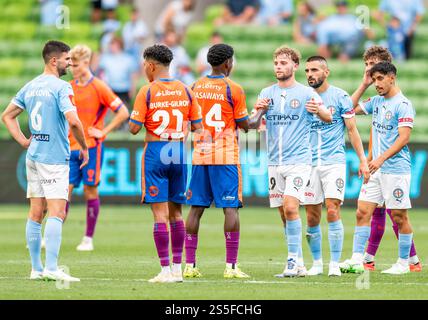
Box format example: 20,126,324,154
0,0,427,141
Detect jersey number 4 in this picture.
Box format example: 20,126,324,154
206,103,225,132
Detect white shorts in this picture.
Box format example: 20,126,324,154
304,164,346,205
268,165,311,208
26,159,69,200
358,171,411,209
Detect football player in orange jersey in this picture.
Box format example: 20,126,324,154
129,44,202,283
68,45,129,251
183,44,251,279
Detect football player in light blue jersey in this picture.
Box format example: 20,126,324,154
340,62,416,275
249,46,332,277
1,40,88,282
302,56,370,277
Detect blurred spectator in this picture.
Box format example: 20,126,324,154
375,0,425,59
100,9,121,53
195,31,224,76
91,0,103,23
155,0,196,41
387,16,406,62
215,0,260,26
101,0,118,10
163,30,195,85
293,1,317,44
40,0,63,26
317,1,373,62
122,7,149,64
91,0,119,23
98,36,139,111
256,0,293,26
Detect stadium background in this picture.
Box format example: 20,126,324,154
0,0,427,206
1,0,428,301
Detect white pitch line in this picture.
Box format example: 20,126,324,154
0,276,426,286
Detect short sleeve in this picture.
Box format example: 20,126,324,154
339,92,355,119
416,0,425,15
360,96,374,115
232,85,248,122
187,89,202,123
12,86,26,110
99,82,124,112
316,21,329,45
130,88,147,126
397,101,415,128
282,0,293,13
379,0,388,12
58,83,76,114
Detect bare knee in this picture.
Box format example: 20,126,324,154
326,205,340,222
284,204,299,220
392,213,406,227
356,207,371,224
83,185,98,200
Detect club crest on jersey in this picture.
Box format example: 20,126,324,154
336,178,345,192
186,189,193,200
149,186,159,197
290,99,301,109
293,177,303,190
385,111,392,121
393,188,404,202
328,106,336,115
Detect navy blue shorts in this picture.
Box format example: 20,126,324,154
186,165,243,208
69,142,104,187
141,141,187,204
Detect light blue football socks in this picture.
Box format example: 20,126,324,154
44,217,63,272
26,219,43,272
328,220,344,263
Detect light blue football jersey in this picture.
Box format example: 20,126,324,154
258,82,324,165
361,91,415,174
12,74,76,165
310,85,355,166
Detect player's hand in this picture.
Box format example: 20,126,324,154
362,68,374,87
359,159,370,184
21,135,32,149
254,98,270,113
88,127,105,139
79,148,89,169
305,98,320,114
368,156,385,175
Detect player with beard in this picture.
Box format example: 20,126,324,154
249,46,332,277
340,62,416,275
1,40,88,281
302,56,369,277
351,46,421,272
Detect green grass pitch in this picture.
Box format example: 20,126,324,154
0,204,427,300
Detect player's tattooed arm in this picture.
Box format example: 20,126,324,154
248,98,269,129
368,126,412,174
1,103,31,149
344,117,370,183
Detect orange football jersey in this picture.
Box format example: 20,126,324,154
130,79,202,140
69,76,123,150
191,75,248,165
